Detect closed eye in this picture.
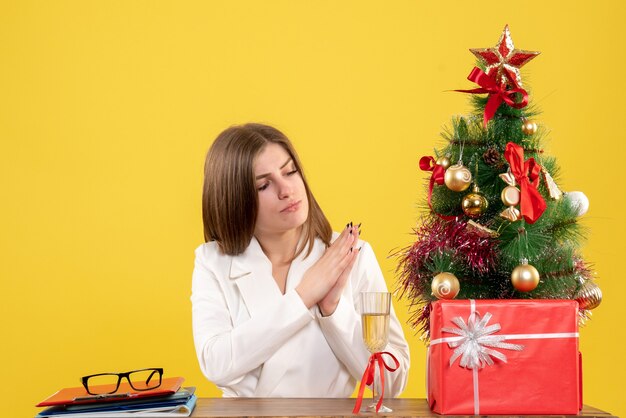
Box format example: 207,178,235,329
257,168,298,191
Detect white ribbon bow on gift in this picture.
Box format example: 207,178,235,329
442,311,524,369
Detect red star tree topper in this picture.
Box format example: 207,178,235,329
470,24,539,87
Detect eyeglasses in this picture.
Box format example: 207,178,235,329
81,368,163,395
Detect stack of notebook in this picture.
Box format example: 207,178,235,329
36,377,196,417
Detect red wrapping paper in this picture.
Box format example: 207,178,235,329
428,299,581,415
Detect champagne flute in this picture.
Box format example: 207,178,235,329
360,292,392,413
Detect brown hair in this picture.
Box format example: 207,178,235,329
202,123,332,256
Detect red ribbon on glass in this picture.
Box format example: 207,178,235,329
504,142,546,224
352,351,400,414
456,67,529,128
419,156,456,221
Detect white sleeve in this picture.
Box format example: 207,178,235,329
191,247,314,387
316,241,410,397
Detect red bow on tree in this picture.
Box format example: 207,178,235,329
456,67,529,128
352,352,400,414
504,142,546,224
419,156,455,221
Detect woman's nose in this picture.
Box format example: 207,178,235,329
277,179,293,199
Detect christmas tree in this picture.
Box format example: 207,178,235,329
396,25,602,339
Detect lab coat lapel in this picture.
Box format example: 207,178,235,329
229,237,282,318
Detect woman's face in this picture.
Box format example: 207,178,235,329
253,143,309,236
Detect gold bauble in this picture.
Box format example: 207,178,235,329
511,261,540,292
436,156,451,169
521,119,538,135
431,272,460,299
461,186,489,218
575,281,602,310
501,185,521,206
444,163,472,192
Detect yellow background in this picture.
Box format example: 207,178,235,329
1,1,624,417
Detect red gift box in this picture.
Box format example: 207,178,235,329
427,299,581,415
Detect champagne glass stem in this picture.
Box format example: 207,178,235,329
366,366,391,413
372,378,379,407
364,365,380,412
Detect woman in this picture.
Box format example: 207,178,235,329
191,123,410,397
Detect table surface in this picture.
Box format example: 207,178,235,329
190,398,616,417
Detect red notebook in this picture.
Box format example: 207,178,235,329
36,376,184,407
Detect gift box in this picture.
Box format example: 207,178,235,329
427,299,582,415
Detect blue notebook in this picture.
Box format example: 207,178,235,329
36,389,196,417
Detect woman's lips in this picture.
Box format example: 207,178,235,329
281,200,301,213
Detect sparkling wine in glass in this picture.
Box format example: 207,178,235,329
360,292,392,413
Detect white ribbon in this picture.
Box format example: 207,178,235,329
442,310,524,369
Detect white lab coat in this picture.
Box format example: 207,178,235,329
191,232,410,397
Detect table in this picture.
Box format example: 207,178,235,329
190,398,617,417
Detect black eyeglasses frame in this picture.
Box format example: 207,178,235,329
80,368,163,395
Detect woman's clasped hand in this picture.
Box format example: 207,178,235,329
297,223,361,316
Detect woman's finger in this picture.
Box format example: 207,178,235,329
337,224,361,269
326,224,355,256
332,236,359,274
337,244,359,286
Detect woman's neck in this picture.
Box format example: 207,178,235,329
255,226,303,266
